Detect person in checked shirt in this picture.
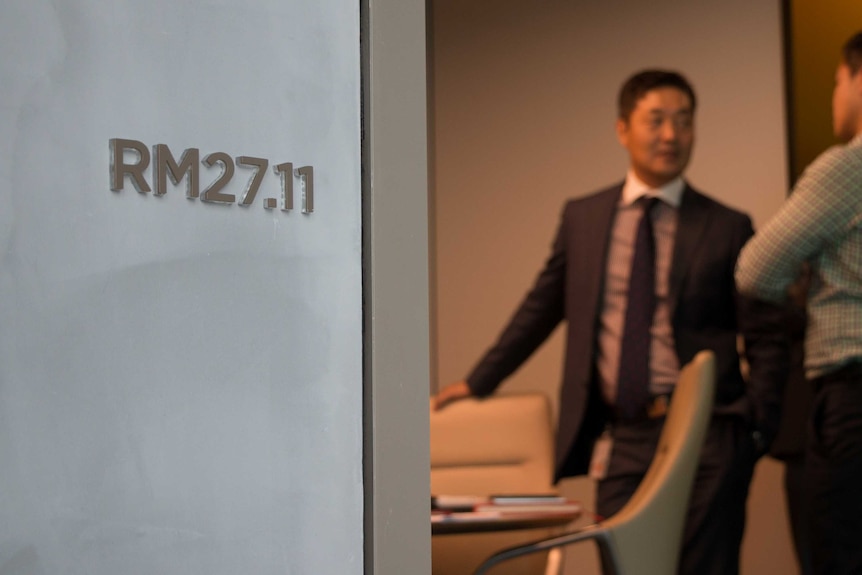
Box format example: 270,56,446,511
736,30,862,575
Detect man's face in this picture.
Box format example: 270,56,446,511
616,87,694,188
832,62,862,142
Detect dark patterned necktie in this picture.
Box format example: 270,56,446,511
617,197,659,420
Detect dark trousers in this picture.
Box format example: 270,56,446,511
597,415,756,575
806,365,862,575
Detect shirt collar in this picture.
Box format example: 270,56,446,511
620,170,685,208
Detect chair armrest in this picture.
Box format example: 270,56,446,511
473,524,611,575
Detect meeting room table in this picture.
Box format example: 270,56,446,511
431,507,582,535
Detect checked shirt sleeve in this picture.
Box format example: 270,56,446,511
736,142,862,303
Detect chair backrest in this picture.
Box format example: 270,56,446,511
470,351,716,575
602,349,716,574
430,393,556,495
430,393,559,575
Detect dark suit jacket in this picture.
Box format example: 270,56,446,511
466,182,788,481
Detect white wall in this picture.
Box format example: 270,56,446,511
430,0,794,573
0,1,363,573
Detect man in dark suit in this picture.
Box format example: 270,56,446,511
434,69,788,575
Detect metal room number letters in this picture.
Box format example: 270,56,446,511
109,138,314,213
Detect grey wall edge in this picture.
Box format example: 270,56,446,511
362,0,432,574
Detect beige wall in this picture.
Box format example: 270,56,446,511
429,0,796,573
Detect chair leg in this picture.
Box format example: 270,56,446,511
544,547,564,575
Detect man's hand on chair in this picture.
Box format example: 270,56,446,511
433,381,473,410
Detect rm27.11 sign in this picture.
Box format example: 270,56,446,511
109,138,314,213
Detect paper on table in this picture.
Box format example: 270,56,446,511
474,501,582,514
489,494,568,505
431,494,488,511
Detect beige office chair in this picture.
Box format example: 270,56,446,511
430,393,565,575
473,350,716,575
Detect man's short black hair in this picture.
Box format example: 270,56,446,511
842,31,862,76
617,69,697,121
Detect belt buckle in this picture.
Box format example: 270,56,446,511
646,395,670,419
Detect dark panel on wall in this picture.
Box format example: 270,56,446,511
784,0,862,183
